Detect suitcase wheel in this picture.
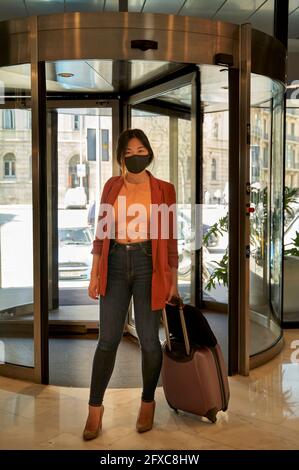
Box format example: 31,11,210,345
205,407,218,423
166,398,179,414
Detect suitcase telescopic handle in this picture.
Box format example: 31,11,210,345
162,296,191,356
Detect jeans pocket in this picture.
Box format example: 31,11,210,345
141,245,152,257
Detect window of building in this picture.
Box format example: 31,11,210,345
68,155,80,187
287,145,295,169
27,111,32,129
3,110,15,129
211,158,217,180
251,145,260,182
3,153,16,178
87,129,96,161
28,154,32,178
213,122,219,139
87,128,110,161
73,115,80,131
263,144,269,168
255,113,261,126
290,122,295,136
101,129,109,161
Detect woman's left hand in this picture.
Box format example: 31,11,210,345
166,283,180,305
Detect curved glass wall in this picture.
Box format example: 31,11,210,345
283,101,299,324
250,74,284,356
0,64,34,367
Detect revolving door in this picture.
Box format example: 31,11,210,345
0,12,286,383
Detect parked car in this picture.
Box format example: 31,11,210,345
64,187,87,209
87,199,96,227
58,226,93,280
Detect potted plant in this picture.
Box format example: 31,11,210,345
203,186,299,304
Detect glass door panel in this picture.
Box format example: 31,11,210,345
198,64,230,368
55,108,113,321
128,79,196,331
249,74,284,355
177,115,193,304
0,64,34,368
283,102,299,324
129,109,170,328
200,65,229,308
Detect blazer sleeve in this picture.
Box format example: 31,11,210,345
167,183,179,269
90,179,111,256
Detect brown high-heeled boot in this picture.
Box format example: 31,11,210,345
136,399,156,433
82,404,104,441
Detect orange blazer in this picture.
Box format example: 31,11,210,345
91,169,179,311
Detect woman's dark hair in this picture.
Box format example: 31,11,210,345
116,129,154,174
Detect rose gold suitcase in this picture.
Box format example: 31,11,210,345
161,298,230,423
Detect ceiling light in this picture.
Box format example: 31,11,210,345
57,72,74,78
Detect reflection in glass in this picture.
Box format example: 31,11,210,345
270,88,284,321
56,109,113,307
45,60,184,93
0,65,34,367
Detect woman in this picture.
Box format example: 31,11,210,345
83,129,179,441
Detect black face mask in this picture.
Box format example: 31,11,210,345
124,154,152,174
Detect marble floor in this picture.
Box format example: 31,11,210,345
0,329,299,450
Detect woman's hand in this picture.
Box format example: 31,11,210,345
166,282,180,305
88,273,100,300
166,266,180,305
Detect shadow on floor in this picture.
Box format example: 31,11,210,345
49,312,229,388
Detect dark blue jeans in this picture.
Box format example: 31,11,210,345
88,239,163,406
